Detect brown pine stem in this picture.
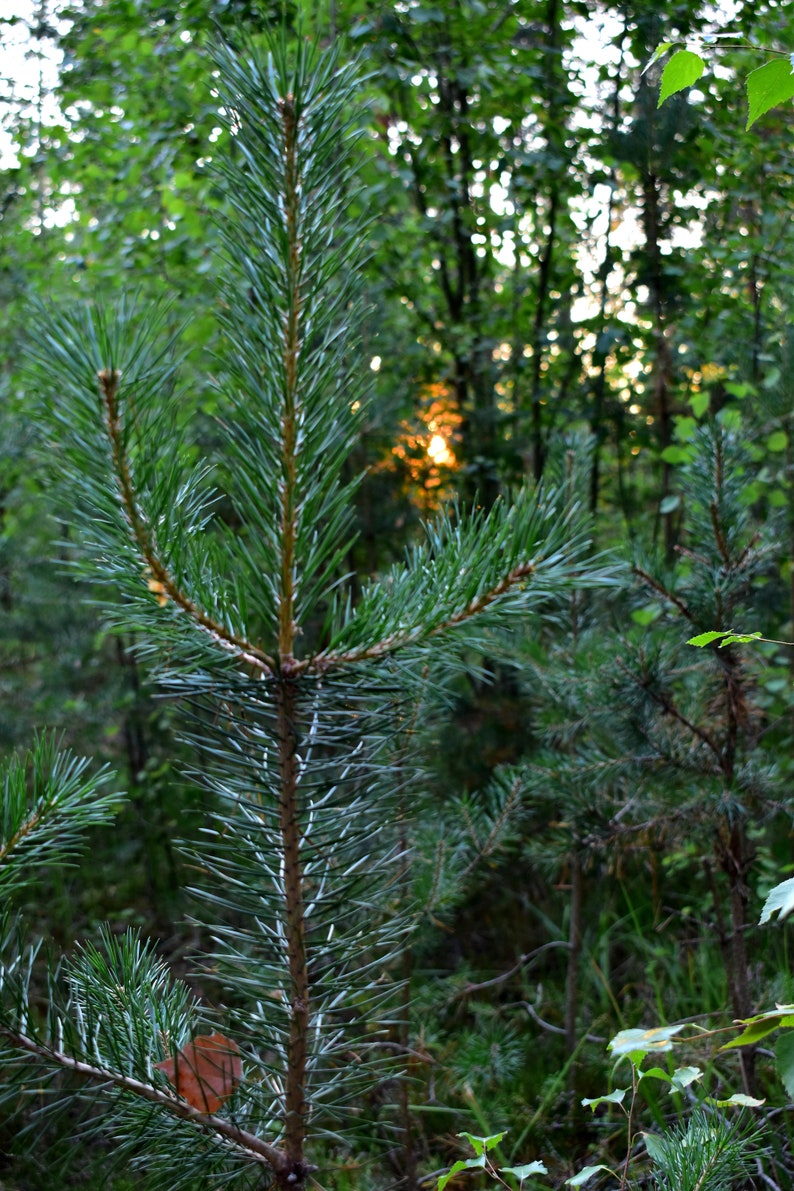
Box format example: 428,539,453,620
277,90,301,663
277,678,310,1174
615,655,721,759
528,187,559,483
632,564,693,621
722,826,756,1094
270,84,313,1186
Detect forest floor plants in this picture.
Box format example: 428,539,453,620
432,876,794,1191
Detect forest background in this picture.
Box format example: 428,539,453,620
3,0,794,1187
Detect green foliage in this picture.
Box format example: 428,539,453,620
658,50,705,105
652,38,794,129
565,1010,769,1188
420,421,791,1186
436,1131,546,1191
645,1109,763,1191
746,57,794,128
438,1024,764,1191
0,735,120,893
322,490,611,662
561,874,794,1189
687,630,763,648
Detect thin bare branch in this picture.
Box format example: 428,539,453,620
455,940,571,997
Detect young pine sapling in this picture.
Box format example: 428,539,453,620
0,35,610,1190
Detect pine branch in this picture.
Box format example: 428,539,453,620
0,1027,295,1178
210,35,369,645
459,773,522,879
633,564,693,620
97,365,276,675
454,940,571,998
0,736,121,893
28,298,279,677
615,655,722,761
649,1108,762,1191
317,486,613,668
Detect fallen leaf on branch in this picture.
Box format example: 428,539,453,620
156,1032,242,1113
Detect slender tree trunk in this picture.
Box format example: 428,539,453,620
0,500,10,611
720,825,756,1094
716,628,756,1091
640,168,675,556
564,853,583,1060
525,0,566,484
528,190,559,483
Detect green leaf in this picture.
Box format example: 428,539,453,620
688,630,764,650
638,1065,705,1095
766,430,788,452
438,1157,485,1190
724,381,756,399
706,1092,766,1107
608,1024,684,1058
458,1130,506,1156
639,1066,672,1083
582,1088,628,1110
690,391,710,418
658,51,705,105
722,1006,794,1048
501,1161,548,1179
660,445,693,464
659,495,680,514
746,57,794,129
642,41,677,75
673,415,698,442
643,1133,665,1164
776,1030,794,1099
760,878,794,924
565,1164,616,1187
669,1065,704,1092
718,632,762,647
632,603,662,626
687,630,730,647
